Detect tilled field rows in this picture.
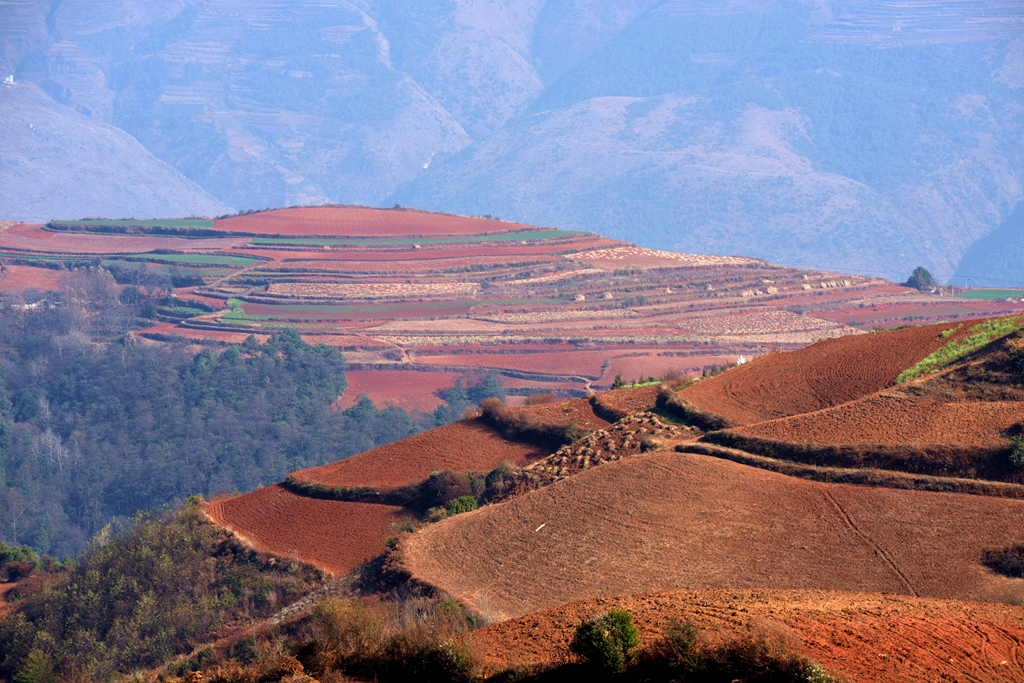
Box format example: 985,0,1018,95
397,450,1024,622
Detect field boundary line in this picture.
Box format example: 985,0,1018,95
822,489,919,597
676,442,1024,499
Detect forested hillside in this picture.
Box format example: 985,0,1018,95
0,310,423,558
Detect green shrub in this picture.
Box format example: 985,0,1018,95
659,618,701,672
570,608,639,673
445,496,478,516
1011,436,1024,472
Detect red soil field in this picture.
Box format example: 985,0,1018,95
245,253,562,273
0,222,247,253
138,322,268,345
520,397,611,430
337,370,461,413
592,385,661,417
206,485,410,576
679,320,972,425
734,392,1021,449
601,354,712,385
215,207,550,236
471,589,1024,683
0,264,72,293
290,418,552,490
396,450,1024,622
415,350,614,378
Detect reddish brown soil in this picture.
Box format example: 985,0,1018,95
337,370,461,413
591,385,660,418
0,264,72,292
679,321,973,425
206,485,410,576
290,418,551,490
139,323,268,345
215,207,549,236
0,222,247,253
397,450,1024,622
415,350,613,378
735,392,1021,448
471,589,1024,683
519,397,610,430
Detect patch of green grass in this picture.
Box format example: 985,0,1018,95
896,317,1024,383
126,253,259,267
161,306,208,316
50,219,214,229
953,289,1024,300
248,229,584,247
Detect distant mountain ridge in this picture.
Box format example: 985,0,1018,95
1,0,1022,282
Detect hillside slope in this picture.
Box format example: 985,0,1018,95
472,589,1024,683
0,84,230,223
678,319,973,425
396,450,1024,621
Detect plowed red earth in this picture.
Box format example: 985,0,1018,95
471,589,1024,683
397,451,1024,622
592,385,660,417
0,264,72,292
520,397,610,430
337,370,461,413
290,418,551,490
680,321,972,425
251,254,558,272
735,392,1021,448
416,350,612,378
215,207,548,236
206,485,409,576
0,223,247,253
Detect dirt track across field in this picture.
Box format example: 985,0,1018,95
397,450,1024,622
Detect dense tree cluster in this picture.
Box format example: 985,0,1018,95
0,307,424,558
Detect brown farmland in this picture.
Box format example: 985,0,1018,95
471,589,1024,683
215,206,549,236
206,485,411,576
290,418,551,490
396,450,1024,621
679,320,974,425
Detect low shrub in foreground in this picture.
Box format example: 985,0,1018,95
570,609,639,673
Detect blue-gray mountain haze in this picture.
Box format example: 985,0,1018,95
1,0,1022,284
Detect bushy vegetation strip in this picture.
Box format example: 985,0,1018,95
678,442,1024,499
897,317,1024,383
0,499,325,682
656,385,737,431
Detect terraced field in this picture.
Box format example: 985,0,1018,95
4,204,1023,411
395,450,1024,621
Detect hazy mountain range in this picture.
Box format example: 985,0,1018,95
1,0,1022,284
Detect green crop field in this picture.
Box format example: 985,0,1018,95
126,254,260,267
954,289,1024,300
50,219,215,229
248,229,585,247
